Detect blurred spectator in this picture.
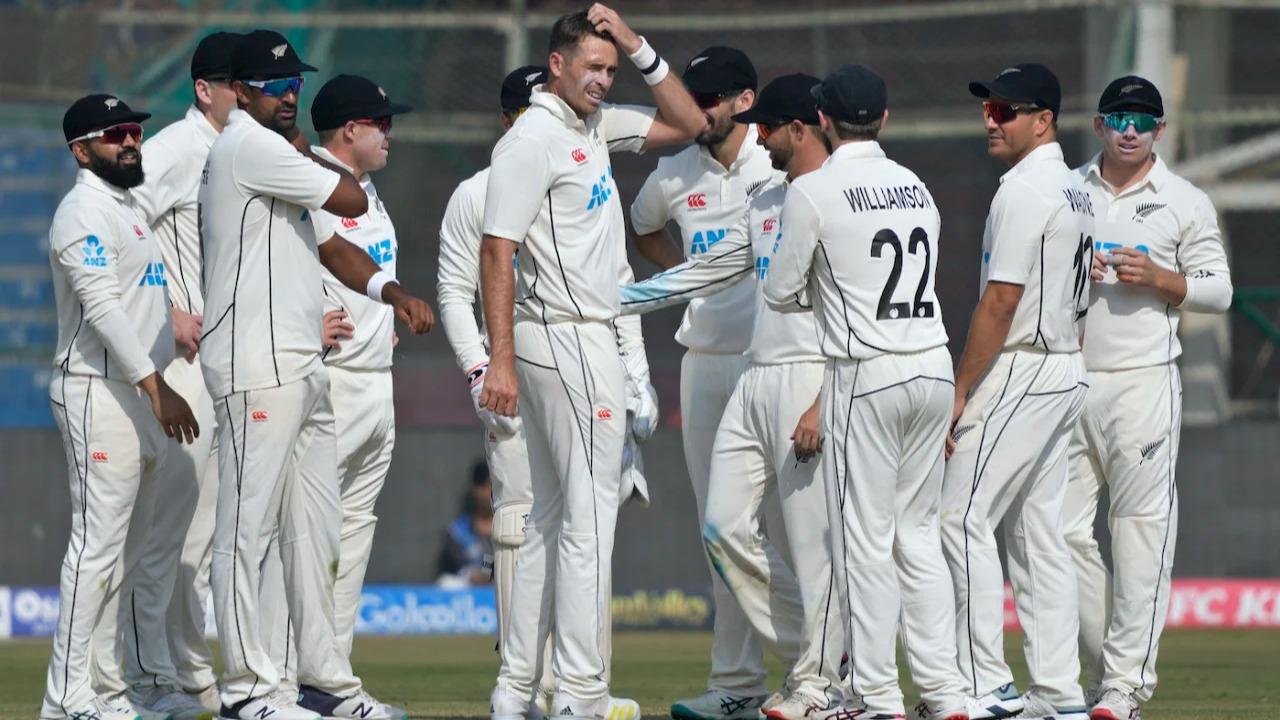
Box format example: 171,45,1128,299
436,460,495,586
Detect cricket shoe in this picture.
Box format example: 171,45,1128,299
912,700,969,720
66,693,146,720
1088,689,1139,720
298,686,407,720
1016,692,1088,720
670,690,768,720
813,700,904,720
965,684,1024,719
130,686,215,720
187,687,220,714
764,692,846,720
219,692,319,720
489,685,530,720
604,696,642,720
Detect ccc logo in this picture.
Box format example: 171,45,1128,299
251,411,269,422
687,193,707,209
91,451,108,463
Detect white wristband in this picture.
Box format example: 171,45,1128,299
627,36,669,86
627,36,657,71
366,270,397,303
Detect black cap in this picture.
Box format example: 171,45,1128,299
682,46,757,95
63,94,151,143
969,63,1061,117
190,31,242,81
311,75,412,131
732,73,821,126
1097,75,1163,116
231,29,317,80
500,65,547,111
812,64,887,124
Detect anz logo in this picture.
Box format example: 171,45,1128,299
690,228,727,255
82,235,107,267
586,166,614,211
366,238,396,266
138,262,168,287
755,256,769,279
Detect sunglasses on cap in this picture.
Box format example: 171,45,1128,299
69,122,144,145
244,76,304,98
756,122,788,140
1101,111,1160,134
693,91,735,110
982,100,1044,125
354,116,393,133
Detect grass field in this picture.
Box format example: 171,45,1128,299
3,630,1276,719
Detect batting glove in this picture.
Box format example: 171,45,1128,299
468,361,520,436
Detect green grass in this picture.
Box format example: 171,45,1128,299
3,630,1276,718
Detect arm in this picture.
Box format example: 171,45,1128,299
1110,194,1232,311
622,210,753,315
763,187,821,313
437,179,491,373
634,229,685,270
478,236,520,418
235,130,367,219
948,281,1023,457
587,4,704,150
55,234,198,442
317,235,433,334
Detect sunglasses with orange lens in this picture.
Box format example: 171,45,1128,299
983,100,1042,125
756,122,786,140
71,123,144,145
354,116,393,133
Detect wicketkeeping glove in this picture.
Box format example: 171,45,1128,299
467,361,520,437
621,348,658,441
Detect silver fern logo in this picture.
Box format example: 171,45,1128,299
746,180,766,198
1133,202,1166,222
1139,437,1166,463
952,424,975,443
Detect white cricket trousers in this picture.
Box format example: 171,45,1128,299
495,320,626,712
42,370,170,719
702,361,841,704
1063,362,1181,703
940,349,1088,709
683,349,783,696
211,368,360,707
825,347,967,716
91,355,220,698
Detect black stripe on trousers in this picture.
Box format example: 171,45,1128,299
1138,309,1179,694
224,395,262,698
831,360,864,705
56,374,92,714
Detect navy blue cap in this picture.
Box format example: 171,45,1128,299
311,75,412,131
63,94,151,143
683,46,757,95
812,64,886,124
191,31,242,81
733,73,821,126
501,66,547,111
1098,75,1163,116
969,63,1061,117
231,29,317,80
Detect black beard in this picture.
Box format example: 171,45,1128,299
696,116,736,148
89,148,144,189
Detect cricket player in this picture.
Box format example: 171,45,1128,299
621,73,855,720
627,46,789,720
88,32,242,716
437,65,646,720
42,93,200,720
938,64,1095,720
1062,76,1232,720
478,5,704,718
761,65,967,720
199,30,432,720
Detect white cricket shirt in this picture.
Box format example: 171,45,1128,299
437,167,491,374
49,169,174,384
1076,153,1232,371
621,178,823,366
980,142,1096,353
483,88,654,326
629,126,781,354
763,141,949,360
198,108,340,398
309,146,396,372
132,105,218,316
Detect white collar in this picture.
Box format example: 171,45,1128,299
1001,141,1064,183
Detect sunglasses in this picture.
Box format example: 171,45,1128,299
693,91,734,110
69,122,144,145
355,116,393,133
983,100,1043,125
756,122,787,140
1101,111,1160,134
244,76,304,98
